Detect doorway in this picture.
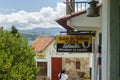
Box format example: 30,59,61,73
51,58,62,80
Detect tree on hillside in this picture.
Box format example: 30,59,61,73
0,30,39,80
11,26,18,34
10,26,20,38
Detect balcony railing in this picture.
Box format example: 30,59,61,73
66,1,88,14
74,1,88,11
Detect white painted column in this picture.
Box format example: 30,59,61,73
47,56,51,79
91,53,98,80
102,0,110,80
91,37,97,80
89,53,96,80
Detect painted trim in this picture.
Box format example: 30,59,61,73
102,0,110,80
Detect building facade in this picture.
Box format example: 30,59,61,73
102,0,120,80
56,0,102,80
32,36,91,80
56,0,120,80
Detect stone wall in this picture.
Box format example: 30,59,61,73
62,58,89,80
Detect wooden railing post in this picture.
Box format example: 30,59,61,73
66,0,69,14
66,0,88,14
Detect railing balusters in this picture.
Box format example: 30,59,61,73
76,3,78,12
67,1,88,14
81,3,82,11
85,3,86,9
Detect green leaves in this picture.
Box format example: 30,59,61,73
0,30,38,79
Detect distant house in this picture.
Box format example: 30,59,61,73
32,36,91,80
32,36,54,77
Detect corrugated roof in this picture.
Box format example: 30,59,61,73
32,36,54,52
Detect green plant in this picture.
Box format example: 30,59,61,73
84,74,90,79
0,30,38,80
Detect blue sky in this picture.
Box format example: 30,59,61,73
0,0,66,30
0,0,64,14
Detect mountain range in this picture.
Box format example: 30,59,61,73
19,27,66,44
21,27,66,35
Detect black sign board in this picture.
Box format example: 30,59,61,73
56,35,92,52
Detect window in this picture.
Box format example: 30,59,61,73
76,61,81,69
37,62,47,76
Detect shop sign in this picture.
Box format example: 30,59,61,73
56,35,92,52
37,53,46,59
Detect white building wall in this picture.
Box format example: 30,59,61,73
67,8,102,31
43,40,90,79
66,7,102,80
67,14,101,29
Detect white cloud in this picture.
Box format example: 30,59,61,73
0,2,66,30
0,8,15,13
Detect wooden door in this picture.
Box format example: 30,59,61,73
52,58,62,80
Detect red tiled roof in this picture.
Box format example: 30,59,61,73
32,36,54,52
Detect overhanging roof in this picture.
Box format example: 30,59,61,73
55,10,86,31
55,3,102,31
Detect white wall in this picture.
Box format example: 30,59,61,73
67,8,102,31
45,40,90,79
102,0,110,80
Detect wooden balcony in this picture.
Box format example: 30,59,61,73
66,0,88,14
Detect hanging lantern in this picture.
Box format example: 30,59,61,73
86,0,100,17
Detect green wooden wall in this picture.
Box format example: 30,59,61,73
110,0,120,80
